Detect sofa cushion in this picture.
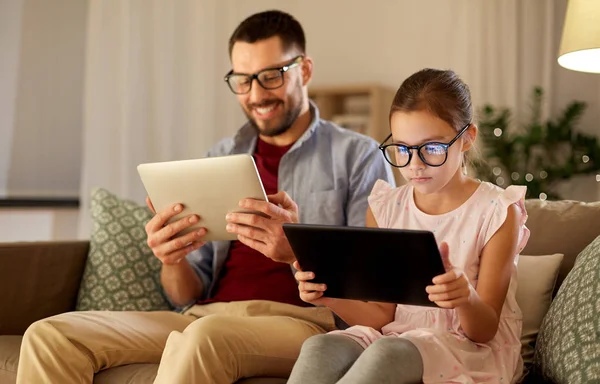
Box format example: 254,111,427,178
0,241,89,335
516,254,563,367
76,188,171,311
237,379,287,384
523,199,600,292
0,336,20,383
93,363,158,383
93,364,287,384
0,335,285,384
533,234,600,383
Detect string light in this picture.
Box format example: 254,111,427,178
540,171,548,179
596,174,600,182
494,128,503,137
511,172,519,181
539,193,548,201
496,177,505,186
493,167,502,176
525,173,534,182
582,155,590,163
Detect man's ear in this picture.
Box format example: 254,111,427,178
462,124,478,152
300,56,314,86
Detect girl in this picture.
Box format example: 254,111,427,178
287,69,529,384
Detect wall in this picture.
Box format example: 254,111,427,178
1,0,599,241
224,0,600,202
0,0,87,241
2,0,598,202
0,208,79,242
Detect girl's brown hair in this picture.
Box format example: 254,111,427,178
390,68,472,132
390,68,480,170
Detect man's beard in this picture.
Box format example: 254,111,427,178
244,87,304,138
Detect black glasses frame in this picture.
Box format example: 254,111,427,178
378,123,471,168
224,55,304,95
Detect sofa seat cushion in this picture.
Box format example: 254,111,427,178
0,336,20,384
93,364,287,384
93,363,158,383
0,335,285,384
237,379,287,384
0,335,161,384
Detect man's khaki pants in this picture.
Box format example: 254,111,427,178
16,300,336,384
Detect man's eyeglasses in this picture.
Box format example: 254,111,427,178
378,123,471,168
224,56,304,95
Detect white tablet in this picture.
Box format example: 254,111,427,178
137,154,268,242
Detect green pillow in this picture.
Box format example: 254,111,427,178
76,188,172,311
533,235,600,383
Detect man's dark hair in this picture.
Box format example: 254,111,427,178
228,10,306,57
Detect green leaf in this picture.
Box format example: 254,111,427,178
473,87,598,200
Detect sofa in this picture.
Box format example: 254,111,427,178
1,198,600,384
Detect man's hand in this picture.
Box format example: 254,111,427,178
145,197,207,265
225,191,298,263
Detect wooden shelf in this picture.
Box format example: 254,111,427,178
309,83,403,186
308,83,396,143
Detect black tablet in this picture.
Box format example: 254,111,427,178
282,223,446,307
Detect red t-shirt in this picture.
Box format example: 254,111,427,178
200,138,308,307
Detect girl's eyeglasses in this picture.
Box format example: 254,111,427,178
378,123,471,168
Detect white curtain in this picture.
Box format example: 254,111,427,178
252,0,560,123
78,0,600,238
200,0,598,131
460,0,556,122
1,0,86,199
0,0,24,197
78,0,245,237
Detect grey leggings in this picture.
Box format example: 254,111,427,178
287,334,423,384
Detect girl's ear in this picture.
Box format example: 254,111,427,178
461,124,478,152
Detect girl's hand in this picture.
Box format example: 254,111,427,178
426,242,475,309
293,261,331,306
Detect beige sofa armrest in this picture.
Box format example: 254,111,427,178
0,241,89,335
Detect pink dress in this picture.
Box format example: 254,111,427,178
331,180,530,383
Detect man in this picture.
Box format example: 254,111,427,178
16,10,395,384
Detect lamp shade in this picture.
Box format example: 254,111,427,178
558,0,600,73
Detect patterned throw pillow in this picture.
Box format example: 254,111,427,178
76,188,172,311
533,235,600,383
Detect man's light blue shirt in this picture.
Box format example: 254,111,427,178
185,102,396,300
